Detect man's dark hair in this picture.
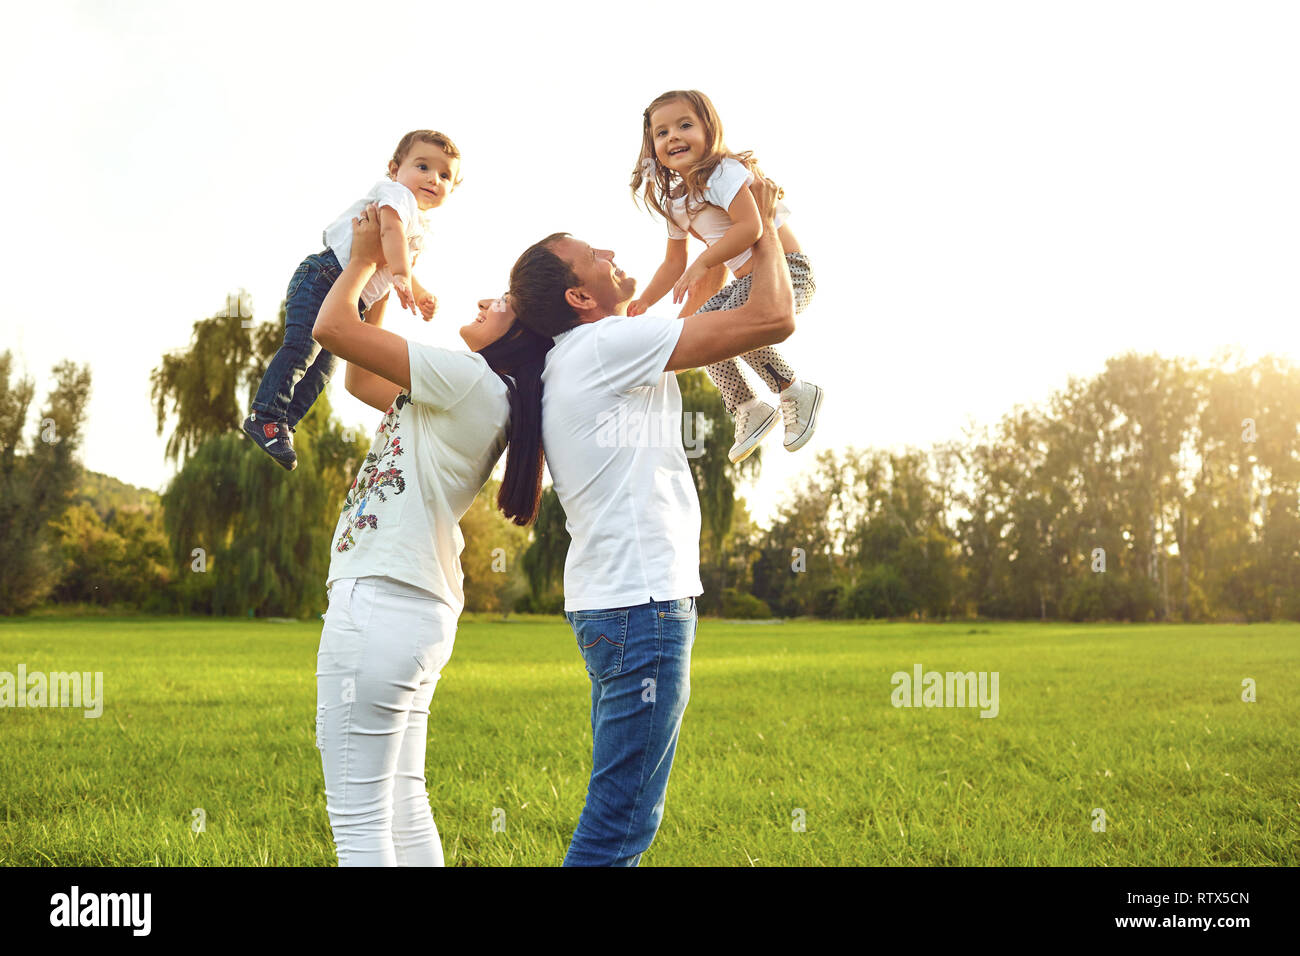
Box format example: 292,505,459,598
509,233,583,338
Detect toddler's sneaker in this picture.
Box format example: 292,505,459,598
728,398,780,464
242,412,297,471
779,378,823,452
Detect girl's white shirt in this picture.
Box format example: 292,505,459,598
323,180,430,307
665,157,792,274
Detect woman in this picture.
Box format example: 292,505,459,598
310,203,552,866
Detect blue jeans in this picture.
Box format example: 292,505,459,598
251,249,362,427
563,596,697,866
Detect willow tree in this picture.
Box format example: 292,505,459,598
161,413,358,617
520,486,570,612
153,301,364,617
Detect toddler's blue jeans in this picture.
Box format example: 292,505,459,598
251,249,362,427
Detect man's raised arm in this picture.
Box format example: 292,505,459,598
664,177,796,372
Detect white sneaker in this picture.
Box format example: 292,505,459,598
779,379,823,451
728,399,779,464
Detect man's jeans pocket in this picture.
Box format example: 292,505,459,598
569,609,629,680
659,596,696,621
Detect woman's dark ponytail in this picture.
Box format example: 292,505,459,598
478,323,553,526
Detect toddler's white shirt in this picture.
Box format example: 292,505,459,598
323,180,429,307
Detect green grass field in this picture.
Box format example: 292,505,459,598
1,616,1296,866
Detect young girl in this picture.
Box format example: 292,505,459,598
628,90,822,464
242,130,461,471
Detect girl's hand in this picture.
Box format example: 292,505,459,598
626,298,648,317
678,262,729,317
392,274,418,314
350,202,384,265
672,260,709,305
417,292,437,321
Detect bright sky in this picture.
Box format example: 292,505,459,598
2,1,1297,526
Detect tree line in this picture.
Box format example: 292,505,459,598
519,351,1300,623
3,300,1295,622
729,352,1297,622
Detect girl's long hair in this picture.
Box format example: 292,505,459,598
477,321,553,526
630,89,758,225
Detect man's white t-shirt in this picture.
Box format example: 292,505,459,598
322,180,429,308
541,314,703,612
666,157,791,274
327,342,510,613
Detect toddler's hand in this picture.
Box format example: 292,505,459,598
392,275,417,315
673,261,708,305
418,293,438,321
627,299,648,317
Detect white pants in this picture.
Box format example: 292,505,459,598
316,575,458,866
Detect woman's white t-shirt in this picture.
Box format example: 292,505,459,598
326,342,510,614
322,180,429,308
665,157,791,274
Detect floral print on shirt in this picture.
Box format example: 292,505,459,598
335,392,411,552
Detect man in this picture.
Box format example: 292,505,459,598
509,178,795,866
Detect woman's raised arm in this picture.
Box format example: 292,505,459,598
313,203,412,392
344,293,404,412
